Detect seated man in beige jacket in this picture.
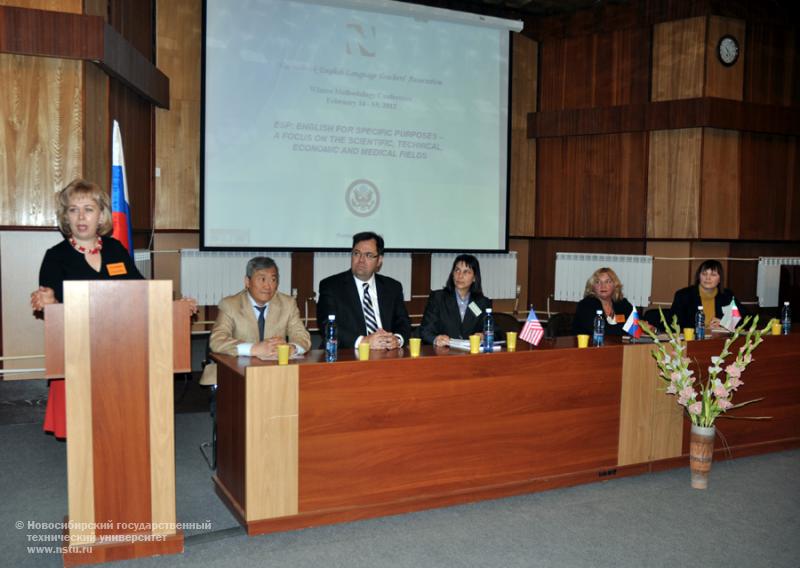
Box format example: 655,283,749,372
201,256,312,385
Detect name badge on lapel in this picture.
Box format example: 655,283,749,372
107,262,127,276
468,302,482,317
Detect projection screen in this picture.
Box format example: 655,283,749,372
202,0,521,251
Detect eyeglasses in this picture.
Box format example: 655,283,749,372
351,251,379,260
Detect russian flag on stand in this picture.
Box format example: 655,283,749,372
111,120,133,257
519,307,544,346
623,307,642,339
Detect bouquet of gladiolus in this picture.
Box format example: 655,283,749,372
640,311,774,428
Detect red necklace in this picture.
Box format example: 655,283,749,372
70,237,103,255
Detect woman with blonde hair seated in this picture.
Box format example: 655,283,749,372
572,267,634,336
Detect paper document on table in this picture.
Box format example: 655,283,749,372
255,352,305,361
448,339,503,352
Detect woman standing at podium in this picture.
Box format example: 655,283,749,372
418,254,492,347
30,179,143,439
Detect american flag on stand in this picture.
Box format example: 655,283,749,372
519,307,544,346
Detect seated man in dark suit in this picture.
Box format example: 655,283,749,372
316,231,411,350
201,256,311,385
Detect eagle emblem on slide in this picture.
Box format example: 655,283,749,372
345,179,380,217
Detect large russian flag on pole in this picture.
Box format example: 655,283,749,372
111,120,133,256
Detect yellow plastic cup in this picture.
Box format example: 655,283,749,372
577,334,589,348
277,344,290,365
469,334,481,354
683,328,695,341
772,321,782,336
358,341,371,361
409,337,421,358
506,331,517,352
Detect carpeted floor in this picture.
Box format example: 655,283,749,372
1,377,798,567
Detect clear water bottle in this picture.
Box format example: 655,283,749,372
781,301,792,335
483,308,495,353
592,309,605,347
325,314,337,362
695,306,705,340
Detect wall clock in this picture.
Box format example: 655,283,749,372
717,35,740,67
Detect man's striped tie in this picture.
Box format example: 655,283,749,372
362,282,378,335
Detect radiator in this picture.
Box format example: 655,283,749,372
313,253,412,302
134,250,151,279
430,252,518,299
180,250,293,306
757,257,800,307
554,253,653,307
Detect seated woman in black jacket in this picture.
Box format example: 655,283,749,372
670,260,745,332
418,254,492,347
572,267,634,336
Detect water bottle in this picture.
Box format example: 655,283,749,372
483,308,495,353
695,306,705,340
592,310,605,347
325,314,338,362
781,301,792,335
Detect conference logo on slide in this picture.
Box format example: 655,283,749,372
346,179,379,217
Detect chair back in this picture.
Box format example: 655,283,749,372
492,312,521,340
643,308,672,332
544,312,574,338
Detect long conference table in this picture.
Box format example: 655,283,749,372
212,332,800,536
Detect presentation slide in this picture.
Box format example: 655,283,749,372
203,0,513,251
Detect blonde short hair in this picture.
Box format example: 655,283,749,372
56,179,113,237
583,267,624,302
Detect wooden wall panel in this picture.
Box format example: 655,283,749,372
740,132,798,240
705,17,745,100
509,33,536,237
646,128,702,238
536,138,574,237
538,27,650,112
110,80,153,232
744,22,799,106
700,128,740,239
83,60,109,191
527,238,646,313
0,54,82,226
152,232,199,297
537,133,648,238
646,241,692,307
155,0,201,230
109,0,154,60
0,0,80,11
652,17,706,101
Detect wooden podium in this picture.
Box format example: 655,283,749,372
44,281,191,566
